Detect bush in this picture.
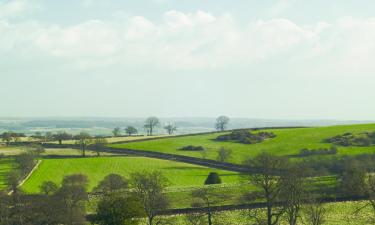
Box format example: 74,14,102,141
179,145,205,151
204,172,222,185
216,130,276,144
326,132,375,147
299,146,338,157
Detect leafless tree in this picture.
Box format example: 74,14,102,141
215,116,230,131
131,171,169,225
243,152,288,225
112,127,121,137
164,123,177,135
216,147,232,163
144,117,160,136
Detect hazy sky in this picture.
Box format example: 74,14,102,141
1,0,375,120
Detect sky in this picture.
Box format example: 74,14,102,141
0,0,375,120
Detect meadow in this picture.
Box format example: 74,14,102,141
22,156,243,193
144,201,373,225
0,157,15,189
111,124,375,164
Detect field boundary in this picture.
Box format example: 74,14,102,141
109,126,309,144
98,146,255,173
8,160,41,195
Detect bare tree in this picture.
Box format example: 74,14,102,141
125,126,138,136
74,132,92,157
243,152,288,225
303,198,326,225
280,164,309,225
215,116,230,131
131,171,169,225
53,131,72,145
90,136,108,156
363,174,375,221
112,127,121,137
144,117,160,136
164,123,177,135
216,147,232,163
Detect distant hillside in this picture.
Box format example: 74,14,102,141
0,117,373,136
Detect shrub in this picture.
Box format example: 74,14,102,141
299,146,338,157
216,130,276,144
179,145,205,151
204,172,222,185
326,132,375,147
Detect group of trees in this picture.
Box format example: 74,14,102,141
0,171,171,225
240,152,375,225
111,117,178,137
0,132,26,145
0,174,89,225
216,130,276,144
113,115,231,137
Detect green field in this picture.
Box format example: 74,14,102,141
111,124,375,164
0,157,15,189
22,156,243,193
151,201,373,225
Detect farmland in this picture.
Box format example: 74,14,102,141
111,124,375,164
0,157,15,189
22,156,243,193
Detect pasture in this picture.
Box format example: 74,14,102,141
21,156,243,193
0,157,15,189
111,124,375,164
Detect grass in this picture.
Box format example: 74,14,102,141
0,157,16,189
47,135,169,145
21,156,243,193
135,201,373,225
111,124,375,164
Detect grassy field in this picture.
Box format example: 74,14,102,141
0,157,15,189
46,135,170,145
111,124,375,164
150,201,373,225
22,156,243,193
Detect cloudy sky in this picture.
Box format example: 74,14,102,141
1,0,374,120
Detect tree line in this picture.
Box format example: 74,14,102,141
2,151,375,224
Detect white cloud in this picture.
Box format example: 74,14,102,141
0,0,38,19
1,10,375,72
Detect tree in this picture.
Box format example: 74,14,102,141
7,170,21,194
15,151,37,176
94,193,143,225
303,198,326,225
280,164,308,225
125,126,138,136
191,188,226,225
55,174,89,225
40,181,58,195
338,159,366,197
204,172,222,185
364,174,375,220
164,123,177,135
90,136,108,156
131,171,169,225
215,116,230,131
94,174,128,194
0,191,10,225
1,132,14,145
112,127,121,137
216,147,232,163
144,117,160,136
53,131,72,145
243,152,288,225
74,132,92,157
